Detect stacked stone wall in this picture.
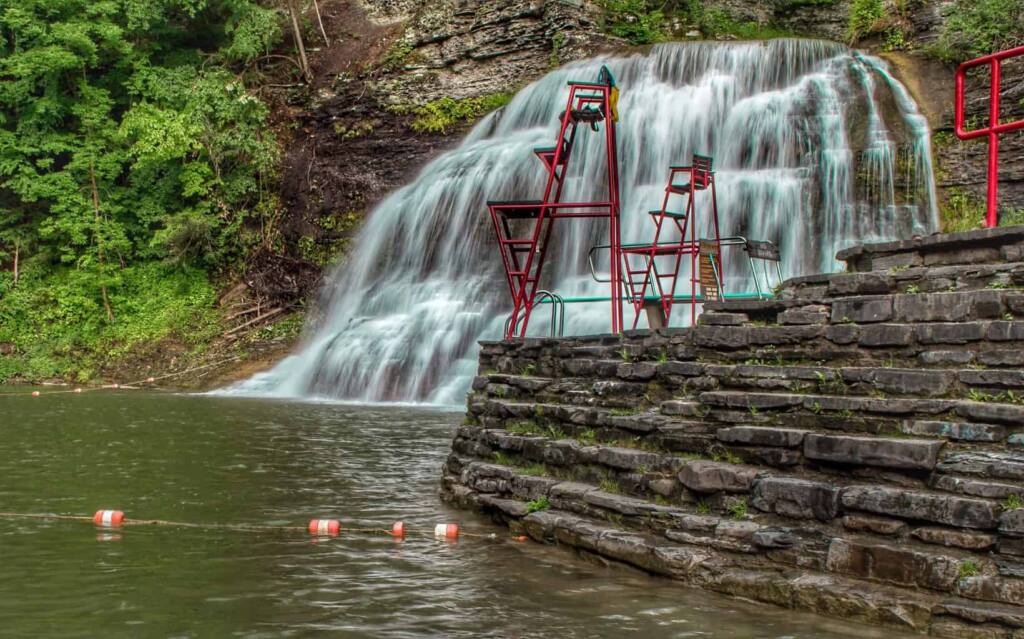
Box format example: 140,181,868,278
443,226,1024,637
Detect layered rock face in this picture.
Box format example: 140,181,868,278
443,226,1024,636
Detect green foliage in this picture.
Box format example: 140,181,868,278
526,495,550,513
932,0,1024,62
1003,494,1024,511
0,262,218,381
549,32,566,69
0,0,283,380
407,93,512,134
693,7,793,39
942,188,1024,232
381,39,414,70
846,0,884,42
599,0,666,45
958,560,982,578
728,497,748,520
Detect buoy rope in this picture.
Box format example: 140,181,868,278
0,511,516,541
0,354,243,398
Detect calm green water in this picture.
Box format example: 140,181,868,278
0,389,912,638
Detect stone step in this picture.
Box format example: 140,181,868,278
777,262,1024,303
830,289,1023,324
458,424,997,512
836,225,1024,273
700,390,1024,428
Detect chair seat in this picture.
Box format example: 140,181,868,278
647,209,687,219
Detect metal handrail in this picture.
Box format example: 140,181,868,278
954,45,1024,227
587,236,782,297
503,290,564,337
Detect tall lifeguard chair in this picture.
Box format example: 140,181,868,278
488,66,624,338
620,154,722,328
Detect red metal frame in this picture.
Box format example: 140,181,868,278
954,45,1024,228
620,155,722,327
489,71,622,339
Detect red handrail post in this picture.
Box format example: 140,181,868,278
954,45,1024,228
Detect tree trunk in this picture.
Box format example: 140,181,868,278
287,0,312,82
89,160,115,323
312,0,329,46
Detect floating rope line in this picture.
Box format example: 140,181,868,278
0,354,244,398
0,511,528,542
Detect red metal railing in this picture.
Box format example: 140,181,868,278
954,45,1024,227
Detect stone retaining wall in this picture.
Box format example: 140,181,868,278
443,226,1024,637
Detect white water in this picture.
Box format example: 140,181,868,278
233,40,938,404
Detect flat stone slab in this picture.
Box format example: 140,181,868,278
751,476,839,521
825,538,960,591
804,434,943,470
678,460,759,493
716,426,808,447
910,526,996,550
902,420,1007,442
840,485,1000,529
699,391,803,410
937,451,1024,481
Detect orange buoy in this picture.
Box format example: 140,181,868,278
31,391,40,397
513,535,529,542
308,519,340,536
434,523,459,539
93,510,125,527
391,521,405,538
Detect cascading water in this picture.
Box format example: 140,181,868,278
233,39,938,404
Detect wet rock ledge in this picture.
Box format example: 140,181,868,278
442,225,1024,637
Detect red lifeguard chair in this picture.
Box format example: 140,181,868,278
620,154,722,328
488,66,623,339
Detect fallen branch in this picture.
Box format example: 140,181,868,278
223,307,286,337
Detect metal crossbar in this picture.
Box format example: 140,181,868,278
955,45,1024,227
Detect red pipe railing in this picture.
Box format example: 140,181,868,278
954,45,1024,228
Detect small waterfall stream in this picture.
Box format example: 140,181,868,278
233,40,938,404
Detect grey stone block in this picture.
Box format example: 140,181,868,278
858,323,914,346
840,485,1000,529
910,527,996,550
831,297,892,323
825,324,859,344
903,420,1007,442
804,434,943,470
698,312,748,326
825,538,960,591
716,426,808,447
931,475,1024,500
937,451,1024,481
956,576,1024,606
915,322,987,345
955,402,1024,426
1001,510,1024,536
751,477,839,521
678,460,759,493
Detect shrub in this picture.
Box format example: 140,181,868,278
599,0,667,45
408,93,513,134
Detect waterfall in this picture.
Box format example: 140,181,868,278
231,39,938,404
